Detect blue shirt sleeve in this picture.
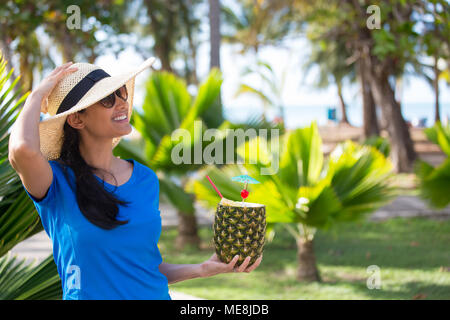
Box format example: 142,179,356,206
22,161,62,238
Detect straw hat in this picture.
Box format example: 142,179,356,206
39,57,156,160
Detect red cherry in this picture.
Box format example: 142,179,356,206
241,189,249,199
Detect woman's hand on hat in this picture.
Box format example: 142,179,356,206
33,62,78,113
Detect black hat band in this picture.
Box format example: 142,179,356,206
56,69,111,114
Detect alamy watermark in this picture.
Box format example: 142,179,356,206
170,121,280,175
66,5,81,30
66,265,81,290
366,265,381,289
366,5,381,30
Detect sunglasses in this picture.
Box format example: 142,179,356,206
98,85,128,108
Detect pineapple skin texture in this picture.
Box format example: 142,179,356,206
213,203,266,266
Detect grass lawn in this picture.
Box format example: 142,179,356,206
160,217,450,300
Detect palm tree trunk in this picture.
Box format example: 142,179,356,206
175,211,201,250
59,32,75,63
180,0,199,85
144,0,175,73
209,0,221,70
203,0,224,128
432,1,441,124
297,238,321,282
18,45,33,93
365,55,416,172
358,59,380,138
336,81,350,125
0,35,17,80
434,56,440,123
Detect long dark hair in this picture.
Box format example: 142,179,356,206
56,109,131,230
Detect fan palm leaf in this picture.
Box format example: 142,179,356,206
0,51,62,299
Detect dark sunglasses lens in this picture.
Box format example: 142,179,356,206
99,93,115,108
117,85,128,100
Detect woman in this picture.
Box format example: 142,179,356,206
8,58,262,300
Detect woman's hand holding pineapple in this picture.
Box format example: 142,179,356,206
200,253,263,278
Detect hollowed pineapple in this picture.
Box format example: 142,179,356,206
213,198,266,266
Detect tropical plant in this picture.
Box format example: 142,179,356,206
0,254,61,300
415,122,450,208
0,52,62,299
234,59,288,127
189,122,394,281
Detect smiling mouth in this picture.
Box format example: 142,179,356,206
112,114,128,122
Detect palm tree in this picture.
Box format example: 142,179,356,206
203,0,225,129
302,38,355,125
0,52,62,299
221,0,294,54
294,0,418,172
234,59,287,128
190,122,394,281
418,0,450,123
209,0,221,70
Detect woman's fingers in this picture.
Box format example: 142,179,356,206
61,66,78,76
56,64,77,78
227,255,240,272
236,256,251,272
49,61,73,76
52,62,77,79
244,255,263,273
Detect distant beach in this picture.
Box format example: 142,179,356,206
224,102,450,129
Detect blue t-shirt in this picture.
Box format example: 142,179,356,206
22,158,171,300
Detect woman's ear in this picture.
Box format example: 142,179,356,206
67,112,85,130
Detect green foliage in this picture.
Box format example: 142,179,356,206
280,122,323,187
0,53,40,256
424,122,450,157
372,29,398,59
220,0,293,53
416,159,450,209
190,122,394,239
0,52,62,299
125,69,223,173
0,253,62,300
416,122,450,209
363,136,390,157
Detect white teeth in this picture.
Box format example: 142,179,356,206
113,115,127,121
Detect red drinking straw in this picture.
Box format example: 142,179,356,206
206,175,223,199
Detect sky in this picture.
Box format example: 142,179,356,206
95,35,449,121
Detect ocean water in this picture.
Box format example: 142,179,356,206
224,102,450,129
